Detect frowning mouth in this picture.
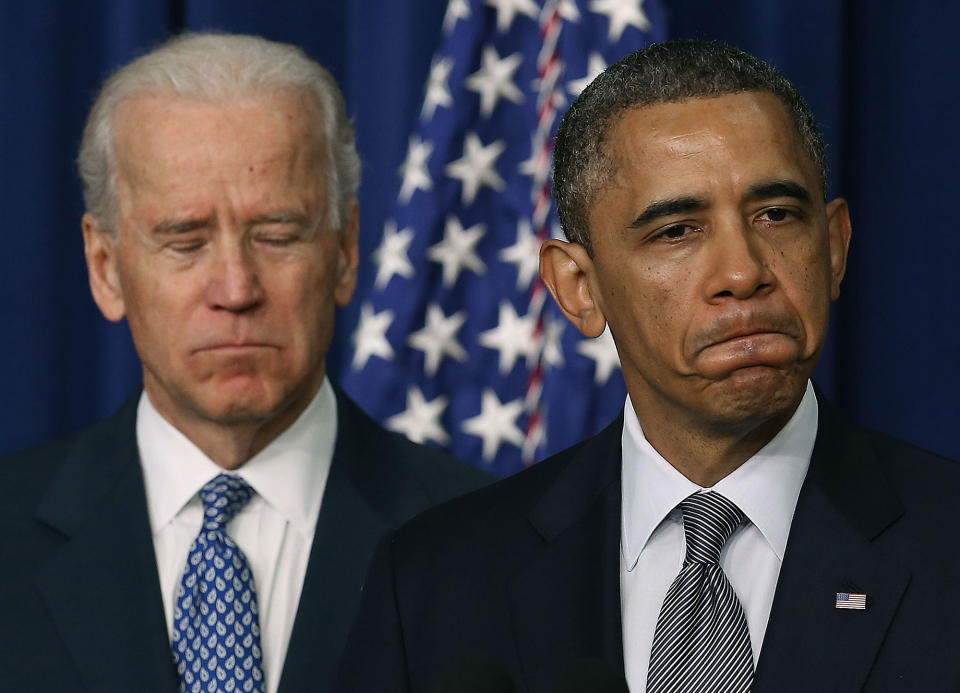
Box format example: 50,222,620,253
694,313,799,356
706,329,788,349
193,342,277,354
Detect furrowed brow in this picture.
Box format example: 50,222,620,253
629,195,708,228
151,218,210,235
744,180,811,204
250,210,312,226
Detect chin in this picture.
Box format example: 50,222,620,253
704,366,806,430
195,379,289,426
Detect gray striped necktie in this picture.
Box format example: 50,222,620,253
646,491,753,693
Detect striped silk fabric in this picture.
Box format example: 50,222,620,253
646,491,753,693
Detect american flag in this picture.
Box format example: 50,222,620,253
835,592,867,610
342,0,666,476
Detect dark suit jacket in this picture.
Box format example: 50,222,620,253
0,385,491,692
338,396,960,692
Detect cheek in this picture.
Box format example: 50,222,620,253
275,263,337,337
777,246,834,344
603,269,682,359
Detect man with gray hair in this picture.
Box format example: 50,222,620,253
0,32,488,692
340,40,960,692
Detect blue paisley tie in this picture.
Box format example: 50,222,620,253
171,474,266,693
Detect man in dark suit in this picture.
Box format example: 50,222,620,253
0,33,489,692
338,41,960,692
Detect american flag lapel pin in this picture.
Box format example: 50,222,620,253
835,592,867,610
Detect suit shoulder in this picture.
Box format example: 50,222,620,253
332,387,494,505
388,422,614,560
380,421,494,498
0,434,78,514
0,395,138,516
868,428,960,502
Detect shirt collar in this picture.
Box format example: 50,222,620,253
621,381,817,570
138,378,337,536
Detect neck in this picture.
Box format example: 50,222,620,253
173,418,282,470
143,379,322,470
629,392,803,487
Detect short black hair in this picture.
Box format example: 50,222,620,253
553,40,827,254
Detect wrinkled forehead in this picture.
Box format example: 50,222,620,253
112,88,326,177
598,92,816,192
108,91,330,226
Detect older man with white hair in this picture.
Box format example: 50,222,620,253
0,32,489,693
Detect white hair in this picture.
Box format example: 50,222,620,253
77,32,360,232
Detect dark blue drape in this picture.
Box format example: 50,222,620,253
3,1,957,464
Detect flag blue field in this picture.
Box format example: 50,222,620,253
342,0,666,476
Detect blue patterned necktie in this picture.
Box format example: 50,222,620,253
647,491,754,693
172,474,266,693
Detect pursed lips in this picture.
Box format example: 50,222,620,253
694,314,799,355
192,341,277,354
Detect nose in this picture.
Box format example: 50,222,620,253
205,239,265,313
703,220,776,302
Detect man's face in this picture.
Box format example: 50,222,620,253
84,90,358,441
572,92,850,434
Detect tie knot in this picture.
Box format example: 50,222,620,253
679,491,745,565
199,473,254,530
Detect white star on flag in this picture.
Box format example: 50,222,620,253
351,304,395,370
498,219,542,290
589,0,651,42
445,132,506,205
340,0,664,473
398,135,433,202
422,57,454,120
442,0,471,33
479,301,539,374
518,132,551,181
466,46,524,117
427,216,487,287
542,317,566,368
577,325,622,384
484,0,538,33
567,53,607,97
407,303,468,375
372,221,415,289
386,386,450,445
462,389,526,461
558,0,582,21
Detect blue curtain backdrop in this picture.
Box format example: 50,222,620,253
2,0,957,465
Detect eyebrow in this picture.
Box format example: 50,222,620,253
744,180,811,204
629,195,708,228
628,179,813,229
150,210,312,235
151,218,211,235
249,210,312,226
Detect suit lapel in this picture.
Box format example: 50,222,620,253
753,399,909,693
278,389,394,693
509,418,624,692
34,396,177,692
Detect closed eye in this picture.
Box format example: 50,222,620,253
252,219,309,247
168,239,206,254
256,234,299,247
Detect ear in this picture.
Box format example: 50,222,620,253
334,199,360,307
539,238,607,338
82,213,126,322
824,198,852,300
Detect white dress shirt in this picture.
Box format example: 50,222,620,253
620,381,817,691
138,378,336,693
